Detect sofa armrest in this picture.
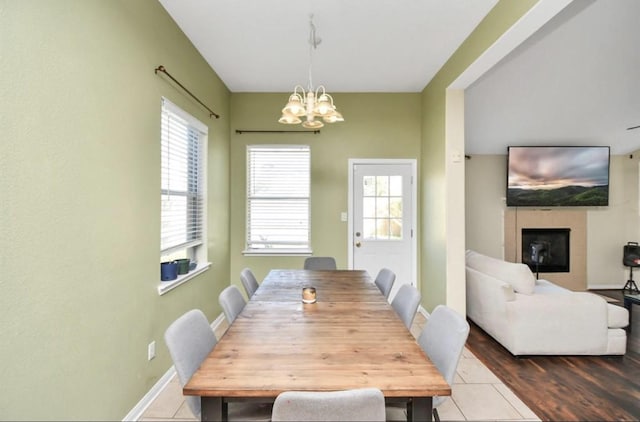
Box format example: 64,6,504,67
466,267,514,339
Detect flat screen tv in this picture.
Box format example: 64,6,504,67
506,146,610,207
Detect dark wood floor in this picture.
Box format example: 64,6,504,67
465,290,640,422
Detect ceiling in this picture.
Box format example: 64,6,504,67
159,0,639,155
465,0,640,155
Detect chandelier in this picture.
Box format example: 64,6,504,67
279,16,344,129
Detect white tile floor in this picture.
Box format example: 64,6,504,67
140,313,541,421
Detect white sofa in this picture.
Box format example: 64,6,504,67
465,250,628,356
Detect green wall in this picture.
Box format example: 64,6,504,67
229,93,421,286
419,0,539,311
0,1,231,419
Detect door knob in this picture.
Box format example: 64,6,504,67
355,242,361,248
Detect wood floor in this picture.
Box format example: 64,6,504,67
465,290,640,421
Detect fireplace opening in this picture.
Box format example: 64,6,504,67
522,228,570,273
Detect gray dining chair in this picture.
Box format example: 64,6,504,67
390,284,421,329
219,285,246,324
164,309,217,419
271,388,386,421
240,267,259,298
418,305,470,422
374,268,396,299
303,256,337,270
164,309,272,421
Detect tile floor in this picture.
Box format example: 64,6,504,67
140,313,541,421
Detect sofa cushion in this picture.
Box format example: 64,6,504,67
533,279,571,295
466,250,536,295
607,303,629,328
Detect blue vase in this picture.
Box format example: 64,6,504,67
161,261,178,281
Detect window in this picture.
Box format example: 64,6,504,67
160,98,208,287
362,175,403,240
245,145,310,254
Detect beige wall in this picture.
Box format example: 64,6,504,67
465,153,640,289
228,93,422,285
0,1,231,419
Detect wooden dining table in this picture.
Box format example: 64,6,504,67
183,269,451,421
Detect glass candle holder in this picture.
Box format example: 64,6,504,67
302,286,317,304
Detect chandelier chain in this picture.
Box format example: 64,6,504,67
307,15,321,91
278,14,343,128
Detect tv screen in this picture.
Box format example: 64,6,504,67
506,146,610,207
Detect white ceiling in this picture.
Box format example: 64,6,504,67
465,0,640,155
158,0,498,92
159,0,640,155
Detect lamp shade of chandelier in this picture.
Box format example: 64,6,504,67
279,16,344,129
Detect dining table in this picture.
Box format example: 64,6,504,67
183,269,451,421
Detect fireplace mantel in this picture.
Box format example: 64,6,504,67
504,210,586,291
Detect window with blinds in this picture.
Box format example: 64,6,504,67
160,98,207,259
246,145,311,253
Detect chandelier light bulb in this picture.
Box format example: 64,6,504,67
279,112,302,124
323,110,344,123
302,119,324,129
283,93,305,116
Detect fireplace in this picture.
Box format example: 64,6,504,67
505,210,585,291
521,228,570,273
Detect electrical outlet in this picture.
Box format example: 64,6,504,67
148,341,156,361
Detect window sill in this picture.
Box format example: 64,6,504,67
157,262,211,296
242,249,312,257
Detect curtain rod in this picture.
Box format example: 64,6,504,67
154,65,220,119
235,129,320,134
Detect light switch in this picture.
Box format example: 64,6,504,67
340,212,348,222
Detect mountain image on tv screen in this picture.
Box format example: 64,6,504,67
506,146,610,207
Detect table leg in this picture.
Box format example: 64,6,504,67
201,397,224,422
410,397,432,422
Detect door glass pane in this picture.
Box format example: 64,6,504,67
376,176,389,196
376,219,389,239
389,176,402,196
363,176,376,196
390,218,402,239
363,219,376,239
376,197,389,218
363,197,376,218
390,197,402,218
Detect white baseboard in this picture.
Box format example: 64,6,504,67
123,313,226,421
211,312,226,332
588,284,625,290
418,305,430,320
122,366,176,421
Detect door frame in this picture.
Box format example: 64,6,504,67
347,158,418,287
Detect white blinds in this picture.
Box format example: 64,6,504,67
246,145,310,250
161,99,205,254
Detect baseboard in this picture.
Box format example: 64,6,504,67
211,312,226,332
122,365,176,421
123,312,226,421
588,284,626,290
418,305,430,320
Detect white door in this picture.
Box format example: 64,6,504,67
349,160,417,301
